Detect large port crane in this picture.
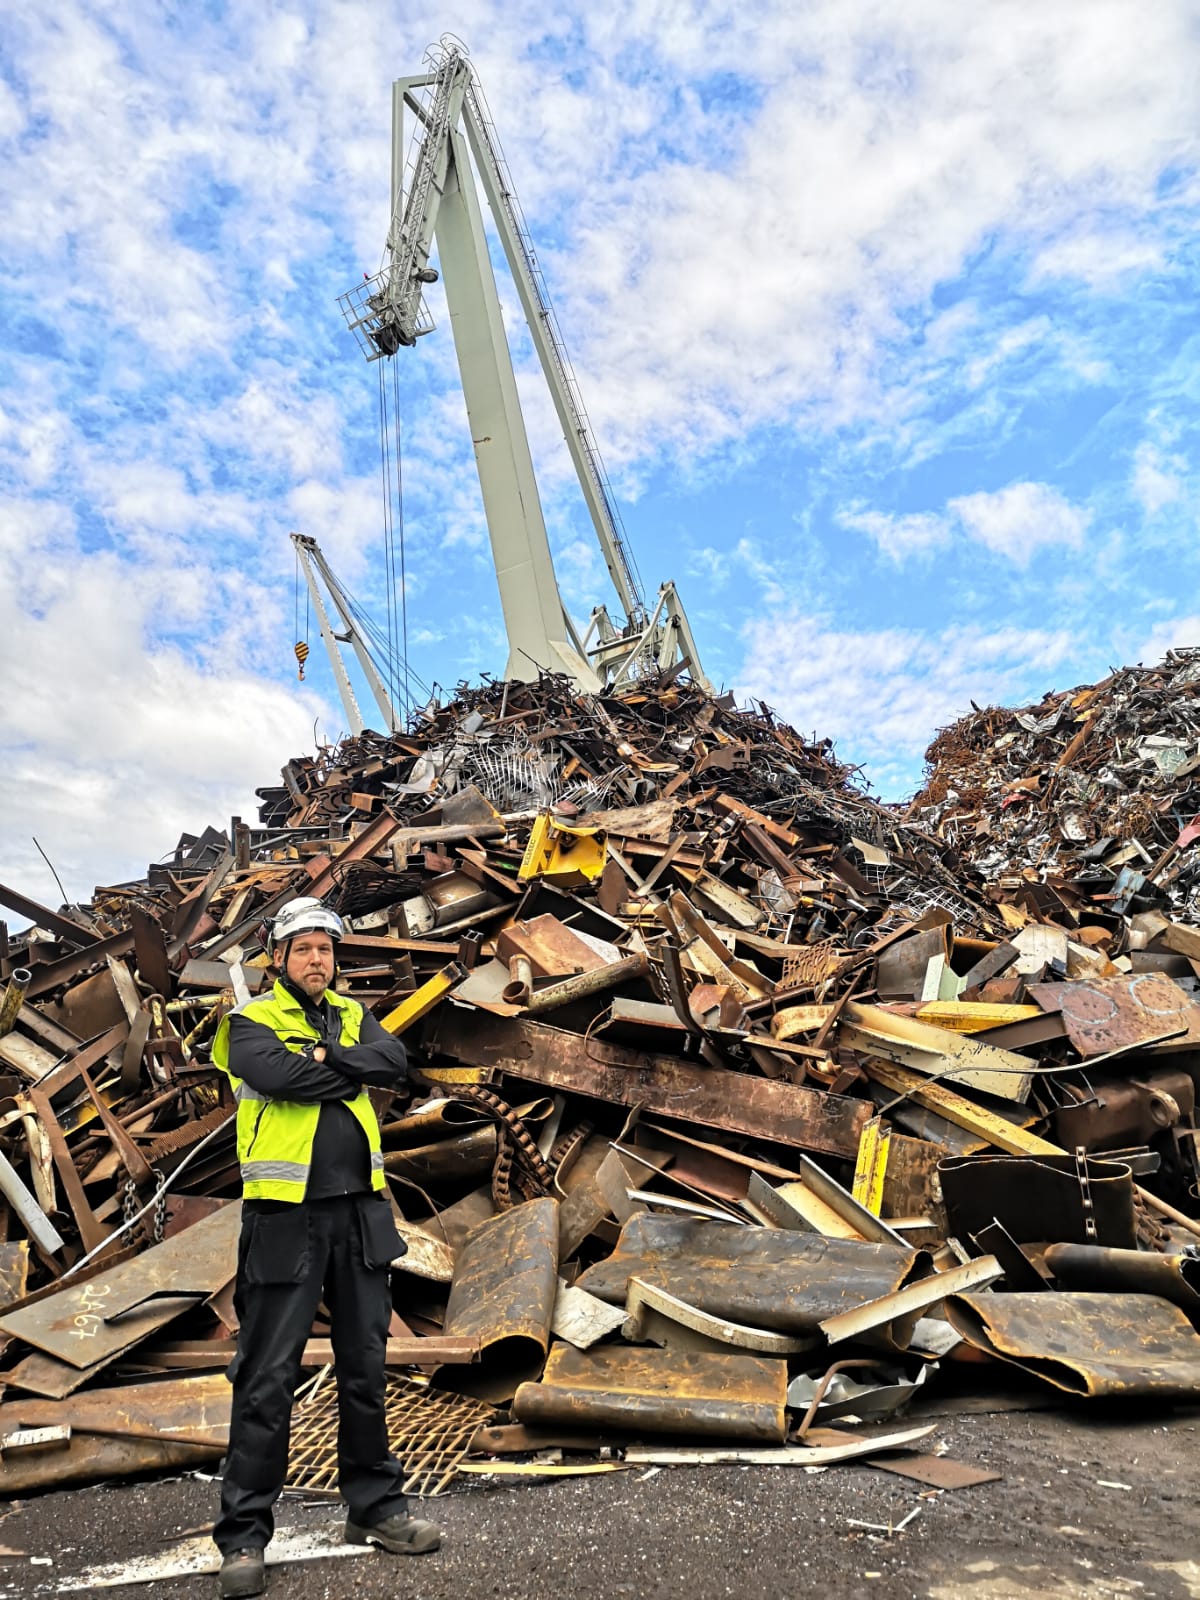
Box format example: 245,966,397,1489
337,38,711,695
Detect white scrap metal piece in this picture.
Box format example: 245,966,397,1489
551,1279,628,1349
819,1255,1004,1347
623,1423,936,1467
909,1316,964,1359
56,1527,375,1592
786,1361,931,1419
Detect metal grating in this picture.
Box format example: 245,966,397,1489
286,1373,495,1498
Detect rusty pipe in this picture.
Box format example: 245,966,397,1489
1045,1243,1200,1321
524,952,650,1015
502,954,534,1007
1135,1184,1200,1242
0,968,32,1039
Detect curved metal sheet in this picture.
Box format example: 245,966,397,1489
576,1214,924,1335
440,1196,559,1400
514,1344,787,1443
945,1291,1200,1398
1045,1245,1200,1327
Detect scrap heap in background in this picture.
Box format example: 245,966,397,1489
2,665,1200,1500
910,646,1200,922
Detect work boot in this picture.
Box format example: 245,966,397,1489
344,1512,442,1554
218,1547,265,1598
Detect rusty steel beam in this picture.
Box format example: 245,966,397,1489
22,933,135,1002
0,885,101,948
426,1011,871,1160
38,1022,128,1101
304,807,404,901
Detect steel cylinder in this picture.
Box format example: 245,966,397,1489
502,954,534,1007
0,968,33,1039
525,952,649,1015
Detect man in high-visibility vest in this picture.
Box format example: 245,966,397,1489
212,896,440,1599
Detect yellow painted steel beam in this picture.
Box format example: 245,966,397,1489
914,1001,1042,1033
851,1115,891,1216
862,1058,1060,1156
864,1056,1200,1242
842,1001,1034,1100
379,961,467,1036
415,1065,491,1084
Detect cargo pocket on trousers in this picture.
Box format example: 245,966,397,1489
242,1206,312,1285
359,1197,406,1268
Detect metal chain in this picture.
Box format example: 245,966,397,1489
151,1169,168,1245
491,1129,515,1212
454,1086,555,1190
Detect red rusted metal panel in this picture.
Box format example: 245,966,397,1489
1030,972,1200,1057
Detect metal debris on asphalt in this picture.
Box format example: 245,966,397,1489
1,662,1200,1495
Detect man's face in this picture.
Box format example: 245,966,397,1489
284,932,336,998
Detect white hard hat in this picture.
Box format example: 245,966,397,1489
268,897,345,961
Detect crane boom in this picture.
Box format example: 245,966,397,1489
458,74,646,628
338,38,711,694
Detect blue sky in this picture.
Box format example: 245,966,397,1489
2,1,1199,900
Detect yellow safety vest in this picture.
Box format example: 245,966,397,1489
212,980,386,1203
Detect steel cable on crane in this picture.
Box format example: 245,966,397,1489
392,357,412,715
377,360,400,723
292,541,310,680
337,584,433,712
376,354,420,725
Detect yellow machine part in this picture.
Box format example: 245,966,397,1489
518,813,607,882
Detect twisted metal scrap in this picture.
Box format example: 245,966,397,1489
451,1085,556,1210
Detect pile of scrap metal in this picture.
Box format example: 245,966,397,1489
909,646,1200,923
2,669,1200,1499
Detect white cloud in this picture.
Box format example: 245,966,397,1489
836,506,951,561
1132,440,1185,515
839,482,1090,566
1029,230,1167,288
551,1,1199,461
964,318,1053,390
0,537,328,898
1135,615,1200,667
947,482,1090,565
737,614,1079,796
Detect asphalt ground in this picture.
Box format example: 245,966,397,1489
2,1402,1198,1600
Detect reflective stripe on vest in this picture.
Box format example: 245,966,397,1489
242,1158,311,1186
212,979,386,1203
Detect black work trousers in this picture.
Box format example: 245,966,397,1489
214,1194,408,1553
